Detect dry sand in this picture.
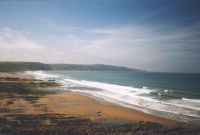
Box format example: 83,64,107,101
36,92,177,126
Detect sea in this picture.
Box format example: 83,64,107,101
26,70,200,125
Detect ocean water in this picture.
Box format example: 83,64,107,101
26,70,200,125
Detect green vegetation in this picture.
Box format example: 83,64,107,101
0,82,55,95
0,62,142,72
50,64,139,71
0,62,51,71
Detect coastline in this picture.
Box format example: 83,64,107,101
0,71,199,134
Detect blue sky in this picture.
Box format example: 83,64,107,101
0,0,200,73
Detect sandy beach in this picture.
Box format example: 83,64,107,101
37,92,178,126
0,72,199,135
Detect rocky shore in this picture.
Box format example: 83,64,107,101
0,114,198,135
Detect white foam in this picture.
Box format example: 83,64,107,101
62,78,200,120
69,88,200,119
25,71,60,80
164,89,168,92
64,79,154,95
182,98,200,103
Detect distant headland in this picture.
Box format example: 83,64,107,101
0,62,143,72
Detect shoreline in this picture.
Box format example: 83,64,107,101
0,71,199,134
26,71,178,125
27,70,200,126
21,71,199,127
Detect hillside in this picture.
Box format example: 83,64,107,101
0,62,51,71
50,64,140,71
0,62,142,72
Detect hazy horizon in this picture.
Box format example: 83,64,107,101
0,0,200,73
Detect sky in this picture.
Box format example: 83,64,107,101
0,0,200,73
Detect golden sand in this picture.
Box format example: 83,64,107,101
36,92,177,126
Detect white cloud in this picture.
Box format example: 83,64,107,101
0,27,45,62
0,23,199,72
0,27,42,50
